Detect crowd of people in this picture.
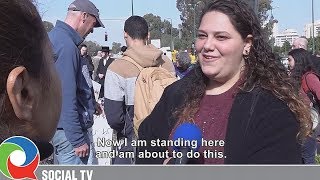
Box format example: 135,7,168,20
1,0,320,166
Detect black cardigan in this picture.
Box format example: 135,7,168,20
136,73,302,164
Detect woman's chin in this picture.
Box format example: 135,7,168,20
201,68,218,78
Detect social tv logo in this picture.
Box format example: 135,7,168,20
0,136,39,180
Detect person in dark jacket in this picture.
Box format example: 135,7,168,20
137,0,311,164
96,46,115,98
120,46,127,55
80,44,94,78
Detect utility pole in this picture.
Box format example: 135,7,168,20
193,3,196,42
312,0,315,54
131,0,134,16
167,18,174,51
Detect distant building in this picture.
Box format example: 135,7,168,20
151,39,161,49
272,21,279,38
274,29,299,47
304,20,320,38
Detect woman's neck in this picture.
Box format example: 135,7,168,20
206,71,242,95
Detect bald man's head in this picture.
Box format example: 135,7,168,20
292,37,308,50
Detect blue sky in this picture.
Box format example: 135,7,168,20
39,0,181,47
272,0,320,35
39,0,320,47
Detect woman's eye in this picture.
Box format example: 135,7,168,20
216,36,228,40
197,34,206,38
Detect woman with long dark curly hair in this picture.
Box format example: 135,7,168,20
289,48,320,92
288,48,320,164
136,0,311,164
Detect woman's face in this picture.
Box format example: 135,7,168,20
196,11,250,83
288,55,295,70
32,39,62,141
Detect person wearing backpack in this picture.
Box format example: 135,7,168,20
288,48,320,164
103,16,175,164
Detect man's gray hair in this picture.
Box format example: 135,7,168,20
176,52,191,70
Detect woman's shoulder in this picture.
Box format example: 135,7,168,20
250,89,298,130
235,88,299,139
303,71,319,79
163,69,196,95
245,88,291,113
302,71,320,89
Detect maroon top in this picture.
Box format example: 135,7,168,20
302,72,320,101
193,83,239,164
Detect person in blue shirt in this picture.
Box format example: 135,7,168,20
48,0,104,165
174,52,194,79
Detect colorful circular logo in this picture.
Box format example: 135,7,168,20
0,136,39,180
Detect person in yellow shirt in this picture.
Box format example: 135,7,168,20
189,52,197,64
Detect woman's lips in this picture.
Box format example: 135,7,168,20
202,54,220,62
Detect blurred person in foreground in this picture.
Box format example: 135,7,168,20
48,0,104,164
0,0,61,160
137,0,311,164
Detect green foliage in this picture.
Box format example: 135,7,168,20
272,45,282,55
111,42,122,54
143,13,179,48
160,34,171,48
316,154,320,164
307,35,320,53
81,41,101,57
144,13,163,39
281,40,291,55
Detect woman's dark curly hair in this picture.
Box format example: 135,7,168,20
174,0,311,138
289,48,320,92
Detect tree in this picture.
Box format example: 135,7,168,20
281,40,291,55
81,41,101,56
272,45,282,55
111,42,122,54
43,21,54,32
258,0,273,39
144,13,163,39
143,13,180,48
308,35,320,53
176,0,274,50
